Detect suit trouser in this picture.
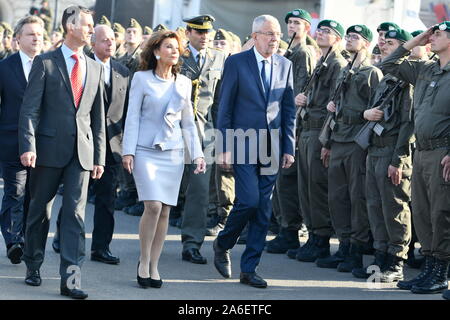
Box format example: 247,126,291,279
215,165,235,219
0,160,29,246
328,142,370,245
271,186,282,225
181,140,214,250
366,151,412,259
411,149,450,261
217,164,278,273
22,154,90,283
297,130,332,237
91,163,121,251
276,149,302,231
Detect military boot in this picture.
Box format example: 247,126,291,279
296,235,330,262
266,228,299,254
443,289,450,300
379,254,404,283
206,216,227,236
397,255,435,290
316,240,350,269
352,250,388,279
411,258,449,294
337,243,364,273
293,233,315,259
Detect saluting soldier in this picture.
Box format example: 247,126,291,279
179,15,226,264
266,8,316,255
380,22,450,296
292,20,347,263
321,25,383,272
352,28,414,282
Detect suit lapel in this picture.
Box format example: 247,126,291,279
77,54,92,111
11,53,27,88
184,50,200,75
247,49,266,99
53,48,75,105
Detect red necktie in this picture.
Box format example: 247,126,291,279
70,54,83,108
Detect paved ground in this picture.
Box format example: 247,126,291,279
0,179,445,301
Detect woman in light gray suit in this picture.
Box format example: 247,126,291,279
122,31,206,288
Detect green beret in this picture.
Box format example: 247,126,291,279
183,15,215,31
432,21,450,33
214,29,232,42
113,23,125,34
411,30,424,37
154,24,168,32
279,40,288,50
377,22,400,32
144,26,153,35
385,28,412,43
285,9,312,24
347,24,373,42
99,15,111,27
127,18,142,32
372,45,381,55
318,19,344,38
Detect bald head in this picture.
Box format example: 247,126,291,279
92,24,116,62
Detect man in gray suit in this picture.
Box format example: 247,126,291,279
179,15,226,264
18,6,106,300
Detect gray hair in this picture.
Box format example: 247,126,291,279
91,24,114,44
14,15,44,37
252,15,280,33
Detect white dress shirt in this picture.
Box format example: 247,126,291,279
60,43,87,87
19,50,34,81
94,54,111,86
253,46,273,92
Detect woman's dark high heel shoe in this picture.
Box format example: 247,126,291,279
150,277,163,288
137,262,151,288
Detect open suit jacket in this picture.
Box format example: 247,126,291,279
18,47,106,169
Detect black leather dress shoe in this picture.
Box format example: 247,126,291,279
240,272,267,288
60,286,88,299
52,240,60,254
25,269,41,286
91,250,120,265
7,243,23,264
182,248,207,264
213,238,231,278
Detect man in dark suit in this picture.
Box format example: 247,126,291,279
18,6,106,299
0,16,44,265
213,15,296,288
53,24,129,264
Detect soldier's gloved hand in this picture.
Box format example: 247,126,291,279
295,93,307,107
364,108,384,121
388,165,402,186
441,155,450,182
326,101,336,113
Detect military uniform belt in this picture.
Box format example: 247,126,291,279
416,136,450,151
337,115,365,125
371,135,398,148
301,118,325,130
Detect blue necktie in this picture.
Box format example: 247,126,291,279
261,60,270,100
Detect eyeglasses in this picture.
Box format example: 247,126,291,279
345,34,362,41
257,31,283,38
316,28,338,36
